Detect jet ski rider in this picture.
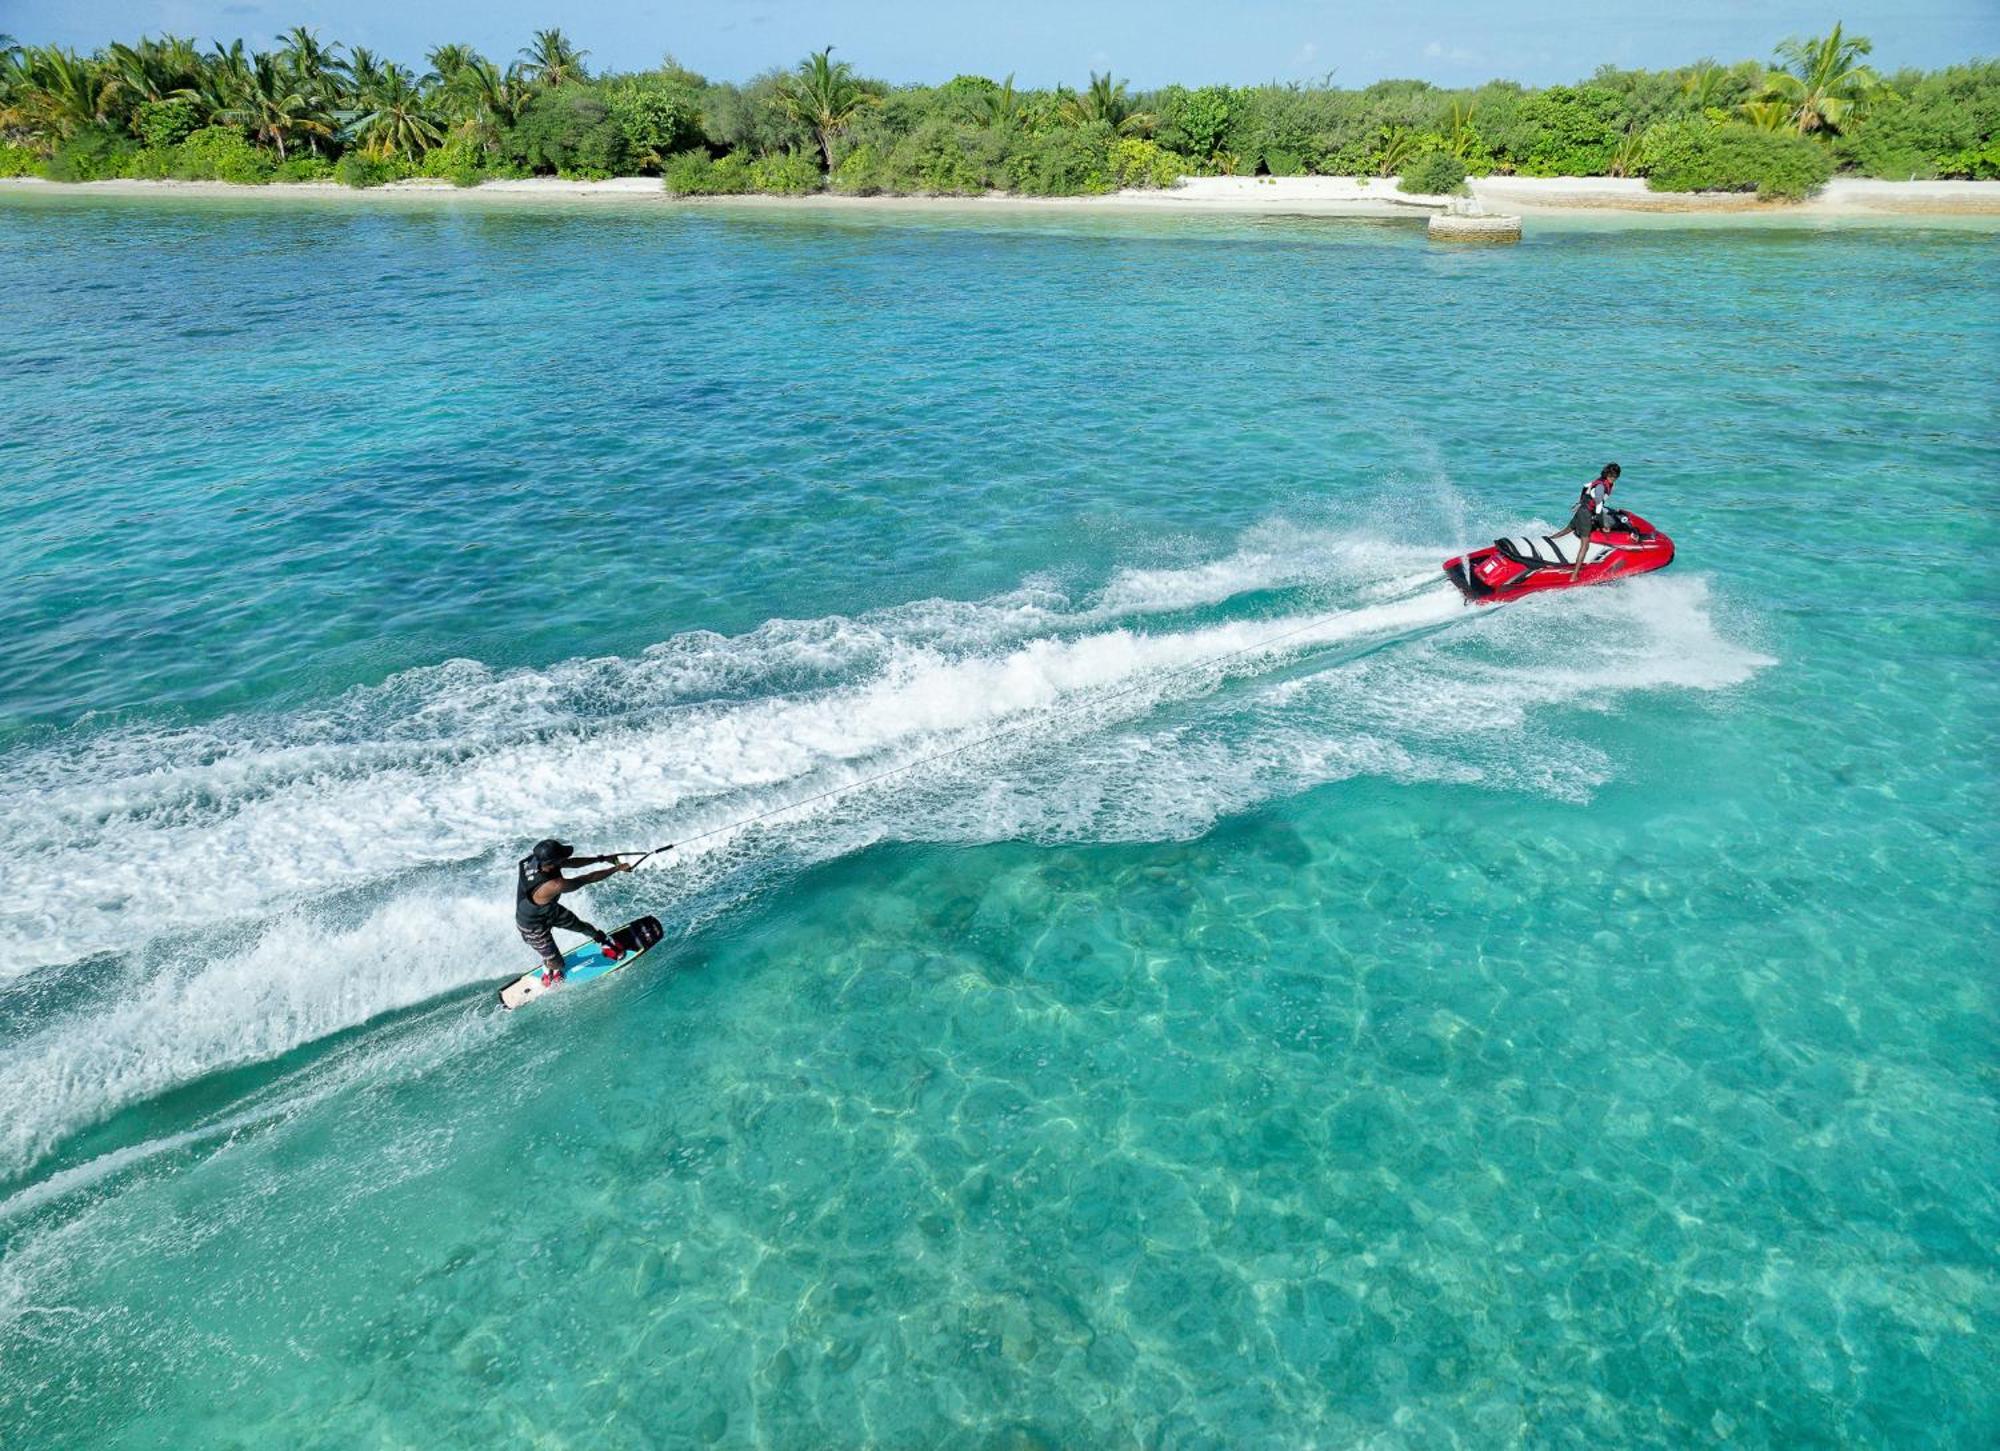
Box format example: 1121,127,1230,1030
1552,462,1622,581
516,838,633,984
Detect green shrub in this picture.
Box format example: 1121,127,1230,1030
1516,85,1626,175
1399,148,1469,194
135,98,201,150
709,151,756,192
1015,91,1070,137
1224,84,1367,177
505,84,629,176
1730,129,1833,201
609,81,702,169
1457,82,1528,171
1449,123,1499,176
125,147,175,179
1586,62,1695,134
663,148,754,195
1108,137,1186,189
1836,63,1999,179
869,86,934,139
416,134,489,186
699,74,816,156
1156,84,1235,163
1848,145,1937,182
1938,138,2000,179
663,149,711,194
930,74,1001,126
0,142,40,178
1834,90,1964,179
1632,118,1691,181
334,151,410,188
41,124,139,182
749,147,823,194
884,120,990,193
1005,124,1116,195
1643,122,1832,200
273,155,336,182
171,127,273,183
830,143,887,194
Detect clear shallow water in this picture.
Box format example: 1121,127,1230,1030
1,193,1995,1447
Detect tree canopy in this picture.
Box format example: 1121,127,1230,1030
1,24,1994,194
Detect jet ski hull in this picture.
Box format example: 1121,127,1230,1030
1443,512,1674,604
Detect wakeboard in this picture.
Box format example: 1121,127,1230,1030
500,915,666,1010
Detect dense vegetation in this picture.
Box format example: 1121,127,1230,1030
1,23,1994,198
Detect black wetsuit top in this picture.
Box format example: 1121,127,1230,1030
516,856,590,934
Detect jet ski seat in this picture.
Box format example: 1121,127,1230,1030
1493,534,1617,568
1497,534,1581,567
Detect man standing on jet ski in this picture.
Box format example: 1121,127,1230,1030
516,838,634,984
1552,463,1621,581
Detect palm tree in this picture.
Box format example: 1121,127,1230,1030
1374,125,1418,178
356,63,442,159
1756,23,1879,135
2,47,103,141
276,29,345,153
346,46,386,98
218,51,332,160
1605,128,1645,177
442,56,525,145
155,33,204,82
518,28,588,89
1060,70,1153,134
777,47,876,172
189,38,252,120
0,44,25,142
1678,59,1729,112
1441,98,1479,159
101,39,182,134
426,44,479,88
280,27,345,91
104,39,176,108
1737,99,1798,133
981,72,1020,131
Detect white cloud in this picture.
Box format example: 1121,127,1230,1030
1424,40,1482,66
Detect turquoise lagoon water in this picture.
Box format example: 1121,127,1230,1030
0,192,1995,1448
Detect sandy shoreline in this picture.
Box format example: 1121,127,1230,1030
4,173,1997,220
1470,176,2000,216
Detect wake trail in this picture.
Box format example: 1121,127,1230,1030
0,533,1442,975
0,528,1773,1185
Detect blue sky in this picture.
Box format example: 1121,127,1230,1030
7,2,1996,86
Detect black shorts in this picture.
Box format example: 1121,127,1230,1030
518,921,562,966
1570,503,1601,538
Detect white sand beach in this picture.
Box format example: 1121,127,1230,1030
5,172,1997,217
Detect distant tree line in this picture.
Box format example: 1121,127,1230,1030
1,23,1995,200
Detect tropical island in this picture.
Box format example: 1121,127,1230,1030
1,22,1995,207
4,5,1998,1448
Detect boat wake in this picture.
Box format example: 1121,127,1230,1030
0,523,1772,1191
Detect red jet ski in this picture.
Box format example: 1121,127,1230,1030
1444,510,1674,604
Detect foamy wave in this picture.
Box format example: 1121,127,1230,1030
1091,525,1436,617
0,566,1445,974
0,894,509,1180
0,530,1772,1182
